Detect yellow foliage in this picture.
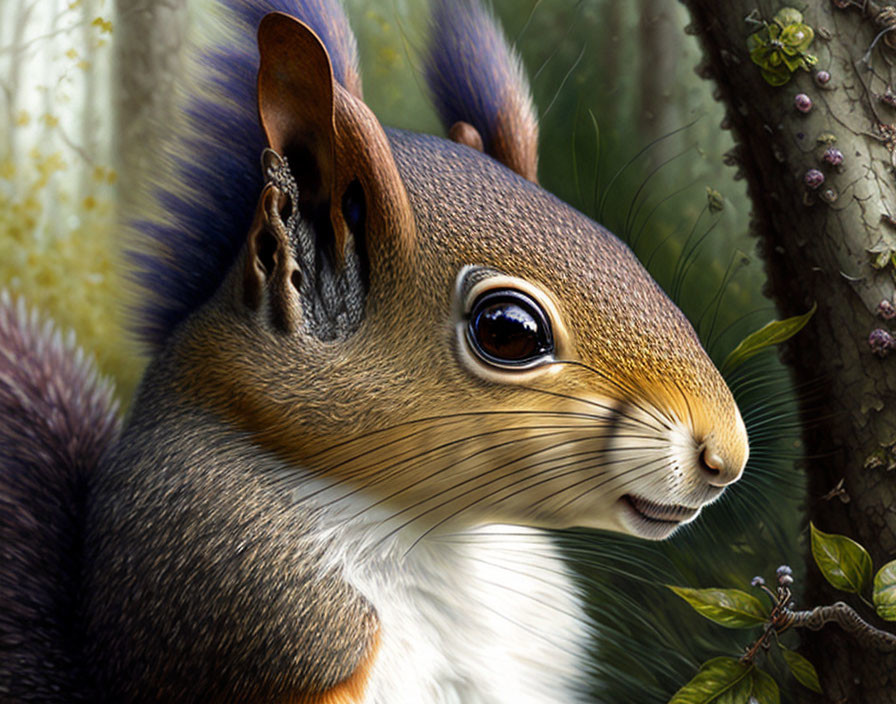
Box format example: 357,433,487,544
91,17,113,33
2,149,143,405
2,0,142,409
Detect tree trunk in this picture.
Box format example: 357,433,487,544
638,0,680,163
679,1,896,702
113,0,190,211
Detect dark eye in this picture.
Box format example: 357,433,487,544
467,290,554,368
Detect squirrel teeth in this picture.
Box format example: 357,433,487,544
623,494,700,523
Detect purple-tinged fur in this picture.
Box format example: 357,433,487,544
131,0,360,349
0,293,120,701
424,0,535,154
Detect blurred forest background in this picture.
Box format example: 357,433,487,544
0,0,807,701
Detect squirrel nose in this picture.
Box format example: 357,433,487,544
698,444,743,487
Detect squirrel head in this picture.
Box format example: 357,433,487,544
169,7,748,541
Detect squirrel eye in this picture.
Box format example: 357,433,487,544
467,290,554,368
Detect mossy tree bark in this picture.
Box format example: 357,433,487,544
680,1,896,702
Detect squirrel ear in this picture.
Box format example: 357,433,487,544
257,12,415,274
242,184,302,333
425,0,539,182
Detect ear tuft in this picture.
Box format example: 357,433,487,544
425,0,539,182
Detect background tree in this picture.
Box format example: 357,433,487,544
679,1,896,701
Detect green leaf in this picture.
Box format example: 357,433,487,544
749,43,773,69
773,7,804,26
760,66,793,86
668,586,770,628
669,657,753,704
749,667,781,704
747,31,766,53
810,523,873,594
779,646,822,693
873,559,896,620
722,303,816,372
780,52,804,73
780,23,814,53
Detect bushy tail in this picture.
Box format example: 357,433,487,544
0,293,120,701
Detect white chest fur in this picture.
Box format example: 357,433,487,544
319,510,591,704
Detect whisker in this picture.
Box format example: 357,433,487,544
539,453,675,518
342,429,608,521
363,439,616,533
287,416,615,497
521,370,673,433
401,448,672,556
300,409,611,464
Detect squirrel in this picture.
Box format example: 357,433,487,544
0,0,749,702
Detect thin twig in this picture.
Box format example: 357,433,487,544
783,602,896,652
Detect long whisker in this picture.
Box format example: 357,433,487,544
400,447,672,557
538,453,675,518
342,430,608,521
520,374,672,434
299,409,613,464
294,419,654,504
352,433,655,528
284,415,615,496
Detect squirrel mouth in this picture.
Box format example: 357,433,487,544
621,494,701,524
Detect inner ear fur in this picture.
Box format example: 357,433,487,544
256,12,415,270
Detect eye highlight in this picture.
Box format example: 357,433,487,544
467,290,554,368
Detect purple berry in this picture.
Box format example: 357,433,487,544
821,188,839,204
815,70,831,86
804,169,825,189
751,576,766,587
823,147,844,166
878,300,896,320
869,328,896,357
795,93,813,113
776,565,793,577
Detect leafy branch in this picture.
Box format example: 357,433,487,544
666,524,896,703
